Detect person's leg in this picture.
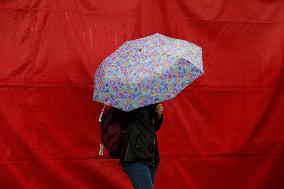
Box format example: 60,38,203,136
122,161,153,189
149,165,158,185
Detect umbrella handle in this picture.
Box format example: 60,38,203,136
99,104,107,123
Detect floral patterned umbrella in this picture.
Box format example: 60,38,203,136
93,33,204,112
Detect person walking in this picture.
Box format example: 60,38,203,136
112,103,164,189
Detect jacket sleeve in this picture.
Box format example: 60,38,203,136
153,112,163,131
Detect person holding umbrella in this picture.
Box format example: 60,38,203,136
111,103,163,189
93,33,204,188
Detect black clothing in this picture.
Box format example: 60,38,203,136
112,104,163,166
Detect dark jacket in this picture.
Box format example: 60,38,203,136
112,104,163,166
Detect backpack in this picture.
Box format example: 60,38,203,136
99,105,124,158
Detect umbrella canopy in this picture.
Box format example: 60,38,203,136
93,33,204,112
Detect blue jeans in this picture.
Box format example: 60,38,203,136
122,161,158,189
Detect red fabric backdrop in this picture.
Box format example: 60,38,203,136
1,1,284,188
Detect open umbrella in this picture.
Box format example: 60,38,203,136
93,33,204,112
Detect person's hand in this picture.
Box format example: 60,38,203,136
155,103,163,118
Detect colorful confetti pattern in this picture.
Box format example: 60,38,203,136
93,33,204,111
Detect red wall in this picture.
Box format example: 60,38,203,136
0,1,284,188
